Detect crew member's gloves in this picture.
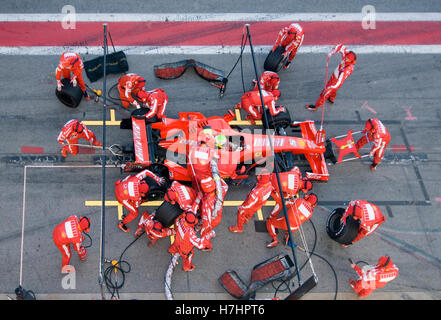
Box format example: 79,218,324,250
57,80,63,91
132,100,141,109
155,176,166,186
71,76,77,87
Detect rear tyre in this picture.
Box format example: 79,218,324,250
262,108,291,129
155,201,184,228
326,208,360,245
55,78,83,108
264,46,287,72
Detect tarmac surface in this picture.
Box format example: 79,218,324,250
1,1,441,301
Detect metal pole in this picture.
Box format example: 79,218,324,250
245,24,302,285
98,23,108,300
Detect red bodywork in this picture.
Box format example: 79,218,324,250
129,112,329,181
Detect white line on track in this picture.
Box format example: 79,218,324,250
2,45,441,55
19,164,119,287
2,12,441,22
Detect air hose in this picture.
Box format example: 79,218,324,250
272,219,339,300
103,230,145,299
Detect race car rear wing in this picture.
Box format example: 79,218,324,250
292,120,330,182
131,116,156,166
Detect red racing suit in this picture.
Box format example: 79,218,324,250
168,214,215,272
350,257,399,298
273,23,304,62
229,175,274,232
164,181,199,211
356,118,391,167
53,215,87,271
142,88,168,120
266,196,315,243
57,119,102,157
188,145,228,238
134,211,174,246
253,71,281,100
341,200,386,244
114,169,164,225
237,90,285,122
117,73,147,109
315,44,355,108
56,52,87,92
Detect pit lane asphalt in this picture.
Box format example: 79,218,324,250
1,50,440,300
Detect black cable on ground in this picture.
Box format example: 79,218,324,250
103,230,145,299
271,219,339,300
83,232,92,249
224,28,248,95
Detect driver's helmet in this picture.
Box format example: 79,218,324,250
214,134,227,149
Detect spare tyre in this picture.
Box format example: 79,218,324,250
155,200,184,228
262,108,291,129
326,208,360,245
263,46,287,72
55,78,83,108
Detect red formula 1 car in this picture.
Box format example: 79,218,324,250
120,108,331,199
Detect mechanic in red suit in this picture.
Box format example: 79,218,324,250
117,73,147,109
189,130,229,241
57,119,102,157
235,89,286,124
273,23,304,69
137,88,168,120
266,193,318,248
253,71,281,100
306,44,357,110
229,167,313,233
168,211,215,272
349,256,399,298
341,200,386,246
134,211,174,247
56,51,90,101
53,215,90,272
356,118,391,171
115,169,166,233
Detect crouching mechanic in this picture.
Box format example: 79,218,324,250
115,169,167,233
273,23,304,70
253,71,281,100
229,167,313,233
235,89,286,124
341,200,386,247
53,215,91,272
168,211,215,272
57,119,102,157
266,193,318,248
349,256,399,298
134,211,174,247
117,73,147,109
356,118,391,171
137,88,168,120
306,44,357,110
56,51,90,101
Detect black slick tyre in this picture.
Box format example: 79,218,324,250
155,201,184,228
264,46,286,72
55,78,83,108
326,208,360,245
